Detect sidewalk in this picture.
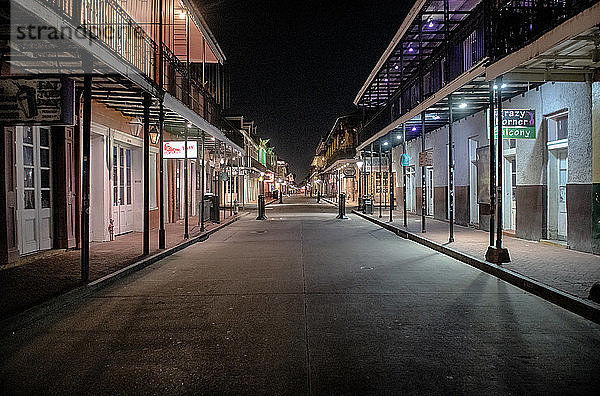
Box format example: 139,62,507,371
0,211,243,319
359,207,600,301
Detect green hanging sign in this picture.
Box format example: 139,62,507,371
487,109,536,139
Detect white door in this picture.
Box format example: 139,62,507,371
111,144,134,235
406,166,415,212
557,150,568,240
16,126,52,254
426,167,434,216
446,143,455,220
468,139,479,224
502,156,516,231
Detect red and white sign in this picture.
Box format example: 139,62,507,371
163,141,197,159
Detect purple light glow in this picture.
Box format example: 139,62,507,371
411,126,417,132
408,47,414,52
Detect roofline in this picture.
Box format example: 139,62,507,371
353,0,428,106
183,0,226,64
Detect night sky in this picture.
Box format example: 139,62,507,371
199,1,411,180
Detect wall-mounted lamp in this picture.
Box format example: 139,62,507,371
149,125,160,145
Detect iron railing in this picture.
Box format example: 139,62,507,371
36,0,243,146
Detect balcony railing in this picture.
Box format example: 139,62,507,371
491,0,596,61
324,147,356,170
36,0,243,146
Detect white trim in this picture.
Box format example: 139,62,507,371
547,139,568,151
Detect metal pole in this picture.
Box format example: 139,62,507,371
158,0,165,249
448,94,454,243
421,111,426,233
389,150,394,222
200,132,205,231
143,93,151,254
81,72,92,282
496,76,503,249
379,143,382,218
403,124,407,228
230,148,233,216
184,125,189,239
370,143,374,200
489,81,496,247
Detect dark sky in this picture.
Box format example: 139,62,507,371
198,1,411,179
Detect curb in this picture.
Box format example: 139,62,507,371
351,209,600,324
321,198,337,206
0,214,245,334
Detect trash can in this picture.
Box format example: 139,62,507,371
358,196,364,212
273,190,279,200
364,196,374,214
204,193,220,222
201,198,211,222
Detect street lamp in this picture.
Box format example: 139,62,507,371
356,161,364,169
149,125,160,145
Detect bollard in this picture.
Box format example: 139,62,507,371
336,193,348,219
279,190,283,204
317,191,321,203
256,194,267,220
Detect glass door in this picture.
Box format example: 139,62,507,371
17,126,52,254
111,144,133,235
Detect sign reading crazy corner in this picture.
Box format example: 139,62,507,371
488,109,536,139
163,141,198,159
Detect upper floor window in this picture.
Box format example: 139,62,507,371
548,111,568,142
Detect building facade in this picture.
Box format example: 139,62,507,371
353,0,600,255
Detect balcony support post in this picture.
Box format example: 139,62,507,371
143,93,151,255
379,142,382,218
158,0,166,249
389,149,394,223
448,93,455,243
402,124,407,228
184,124,189,239
81,64,92,282
200,132,206,232
421,111,426,233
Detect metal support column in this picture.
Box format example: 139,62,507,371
421,112,426,233
370,143,374,199
389,150,394,222
402,124,407,228
143,93,151,254
200,132,205,231
379,143,383,218
184,124,189,239
81,72,92,282
488,81,496,247
448,94,455,242
158,0,165,249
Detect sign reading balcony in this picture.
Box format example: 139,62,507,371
163,141,197,159
488,109,536,139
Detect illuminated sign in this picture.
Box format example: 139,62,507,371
264,172,274,182
163,141,197,159
487,109,536,139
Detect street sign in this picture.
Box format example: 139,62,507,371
0,77,74,125
419,151,433,167
163,141,198,159
487,109,536,139
343,167,356,177
401,153,410,166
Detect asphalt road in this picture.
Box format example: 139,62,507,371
1,196,599,395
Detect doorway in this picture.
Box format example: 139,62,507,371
406,166,415,212
16,126,53,254
503,156,516,231
426,166,434,216
468,138,479,224
111,144,134,235
556,150,568,240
